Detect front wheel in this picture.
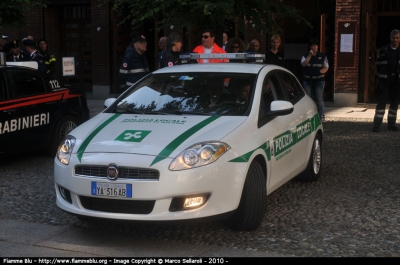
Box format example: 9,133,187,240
225,160,266,231
48,115,80,156
296,133,322,182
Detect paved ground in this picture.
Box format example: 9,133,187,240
0,99,399,257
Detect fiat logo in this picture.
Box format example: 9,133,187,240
107,164,118,180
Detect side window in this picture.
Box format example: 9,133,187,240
276,70,304,104
0,73,6,101
258,73,282,127
10,71,47,98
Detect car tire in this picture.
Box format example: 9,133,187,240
296,133,322,182
48,115,80,156
225,160,266,231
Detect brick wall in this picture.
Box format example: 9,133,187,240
334,0,361,94
0,6,43,43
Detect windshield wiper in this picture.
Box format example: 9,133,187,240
142,111,170,115
114,107,213,116
114,107,172,115
114,107,144,114
174,110,215,116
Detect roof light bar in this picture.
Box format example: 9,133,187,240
179,53,265,60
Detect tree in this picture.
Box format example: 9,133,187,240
105,0,310,37
0,0,47,29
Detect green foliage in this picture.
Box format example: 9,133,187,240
104,0,309,35
0,0,47,29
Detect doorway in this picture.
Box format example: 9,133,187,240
61,5,92,91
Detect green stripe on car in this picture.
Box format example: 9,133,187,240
150,116,220,166
76,114,121,162
229,142,270,162
229,114,321,163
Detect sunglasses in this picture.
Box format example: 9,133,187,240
202,35,210,39
232,46,239,48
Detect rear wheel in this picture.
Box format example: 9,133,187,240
225,160,266,231
296,133,322,182
48,115,80,156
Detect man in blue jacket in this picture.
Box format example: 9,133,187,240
118,34,150,90
301,38,329,123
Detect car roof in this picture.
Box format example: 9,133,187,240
6,61,38,69
153,63,269,74
0,65,37,71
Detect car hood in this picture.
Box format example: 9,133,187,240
71,113,246,159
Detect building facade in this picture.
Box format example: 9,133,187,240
0,0,396,106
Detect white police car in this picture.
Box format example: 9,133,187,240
54,53,323,231
0,54,89,157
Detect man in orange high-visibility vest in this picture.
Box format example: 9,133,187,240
193,29,227,63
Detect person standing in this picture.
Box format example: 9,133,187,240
0,35,9,53
155,36,167,69
37,39,56,80
265,35,285,67
222,32,228,51
372,29,400,132
118,33,150,90
225,38,246,63
192,29,227,63
301,38,329,123
159,33,183,68
6,40,28,62
22,39,46,73
247,39,260,52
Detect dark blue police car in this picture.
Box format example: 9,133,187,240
0,53,90,157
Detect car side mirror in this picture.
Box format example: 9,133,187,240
104,98,117,109
266,100,294,117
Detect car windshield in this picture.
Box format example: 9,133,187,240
109,73,257,116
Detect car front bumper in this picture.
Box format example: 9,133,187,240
54,152,248,221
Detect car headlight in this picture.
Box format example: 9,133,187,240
169,142,230,171
56,135,76,165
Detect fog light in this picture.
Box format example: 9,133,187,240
169,194,210,212
59,186,72,204
184,196,205,209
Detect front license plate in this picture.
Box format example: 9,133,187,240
91,182,132,198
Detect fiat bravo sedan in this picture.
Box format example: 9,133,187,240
54,56,323,231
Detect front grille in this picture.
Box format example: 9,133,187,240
74,165,160,180
79,196,155,214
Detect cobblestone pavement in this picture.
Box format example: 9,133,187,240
0,117,399,257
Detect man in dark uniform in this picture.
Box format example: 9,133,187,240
159,33,183,69
23,39,46,74
372,29,400,132
301,38,329,123
155,36,167,70
0,35,10,53
118,34,150,90
6,40,28,62
38,39,57,80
